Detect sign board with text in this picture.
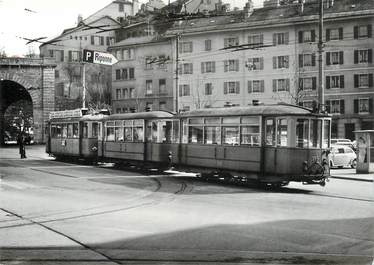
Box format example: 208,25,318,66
83,49,118,65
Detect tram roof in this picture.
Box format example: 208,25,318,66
177,104,329,118
49,114,107,122
104,111,174,120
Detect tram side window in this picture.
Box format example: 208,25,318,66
241,126,260,146
67,124,73,138
92,123,98,138
106,122,115,141
277,119,288,146
62,124,67,138
222,126,239,145
296,119,309,148
133,120,144,142
116,124,124,142
310,119,322,148
322,120,330,148
172,120,180,143
265,119,275,146
83,122,88,138
182,119,188,143
189,125,203,144
124,121,132,142
73,123,79,138
204,126,221,144
97,123,102,140
146,121,158,142
51,124,59,138
159,121,173,143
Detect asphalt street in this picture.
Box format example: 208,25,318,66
0,145,373,265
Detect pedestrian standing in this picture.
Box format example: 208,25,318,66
18,131,26,159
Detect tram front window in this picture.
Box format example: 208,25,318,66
310,119,322,148
296,119,309,148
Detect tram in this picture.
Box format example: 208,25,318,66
46,109,107,161
46,104,331,186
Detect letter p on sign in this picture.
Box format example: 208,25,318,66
83,49,94,63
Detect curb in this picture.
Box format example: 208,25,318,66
330,176,373,182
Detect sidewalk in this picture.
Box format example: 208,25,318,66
0,144,51,160
330,168,373,182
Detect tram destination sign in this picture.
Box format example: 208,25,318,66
83,49,118,65
49,109,83,120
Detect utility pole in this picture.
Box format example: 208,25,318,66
82,62,86,109
175,33,180,112
317,0,324,112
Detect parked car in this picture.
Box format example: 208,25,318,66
331,138,356,151
329,145,357,168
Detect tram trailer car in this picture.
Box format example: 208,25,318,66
46,110,106,161
98,111,179,169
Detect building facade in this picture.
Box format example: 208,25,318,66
39,0,140,110
165,0,373,139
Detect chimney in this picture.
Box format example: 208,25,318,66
244,0,254,17
77,14,83,25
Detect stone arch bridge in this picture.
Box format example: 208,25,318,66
0,58,55,145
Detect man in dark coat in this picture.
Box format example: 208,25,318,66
18,131,26,159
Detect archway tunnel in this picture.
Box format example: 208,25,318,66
0,79,34,146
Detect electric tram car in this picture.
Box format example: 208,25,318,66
46,104,331,186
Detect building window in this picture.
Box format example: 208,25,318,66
119,3,124,11
299,77,317,91
273,79,290,92
201,61,215,73
298,30,316,43
326,75,344,89
205,83,213,95
159,79,167,94
115,69,121,80
68,51,81,62
160,102,167,110
354,25,372,39
123,88,128,98
116,88,122,99
299,53,316,67
326,51,344,65
248,34,263,47
179,63,193,74
273,56,289,69
123,48,135,60
300,100,314,110
224,37,239,48
246,57,263,70
273,32,289,45
326,99,344,114
224,60,239,72
157,55,168,68
146,80,153,95
326,28,343,41
359,98,369,114
129,88,135,98
205,39,212,51
55,70,60,78
354,49,373,64
100,36,104,45
179,42,193,53
179,84,190,96
145,56,153,69
129,68,135,79
354,73,374,88
223,81,240,94
248,80,264,93
146,102,153,111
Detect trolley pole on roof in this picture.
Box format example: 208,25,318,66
317,0,324,112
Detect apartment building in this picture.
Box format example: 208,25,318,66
109,0,222,113
166,0,373,139
39,0,140,110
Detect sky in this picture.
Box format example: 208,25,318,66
0,0,263,57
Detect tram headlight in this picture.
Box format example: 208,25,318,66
91,146,98,152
